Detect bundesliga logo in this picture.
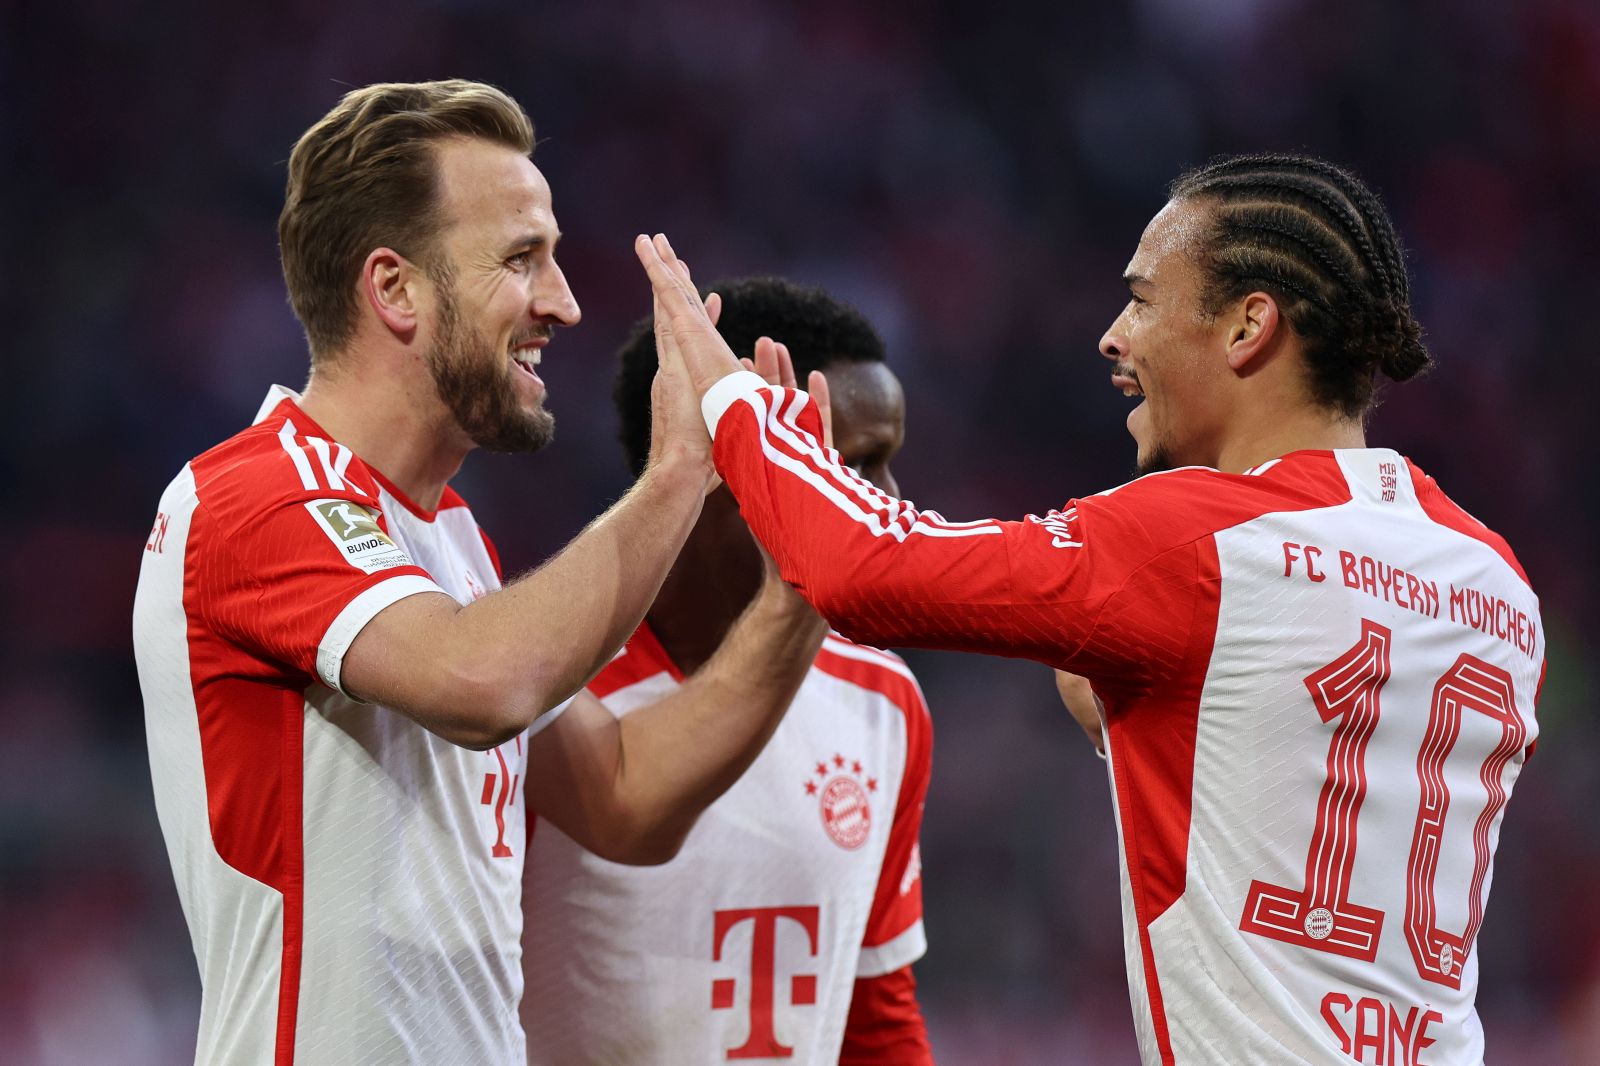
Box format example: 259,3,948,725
803,753,876,850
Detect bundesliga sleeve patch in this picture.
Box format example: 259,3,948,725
305,499,414,574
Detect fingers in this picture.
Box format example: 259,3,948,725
774,342,797,390
753,336,781,384
807,369,834,452
634,233,748,393
751,336,832,450
750,337,800,388
705,291,721,328
634,234,704,322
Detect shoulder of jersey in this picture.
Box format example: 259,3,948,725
188,406,384,529
1074,455,1353,546
1406,461,1532,588
815,632,928,718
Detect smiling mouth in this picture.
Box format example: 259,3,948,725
1110,364,1144,398
510,335,547,379
511,347,541,377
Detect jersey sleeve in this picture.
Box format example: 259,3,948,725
190,452,443,695
705,373,1208,688
857,669,932,978
838,965,934,1066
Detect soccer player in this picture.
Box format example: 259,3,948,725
132,81,826,1065
521,278,934,1065
635,154,1543,1064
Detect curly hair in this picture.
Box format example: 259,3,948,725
613,276,885,477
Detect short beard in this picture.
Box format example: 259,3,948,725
1134,444,1177,478
425,268,555,454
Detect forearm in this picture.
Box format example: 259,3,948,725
451,453,706,711
610,576,826,861
706,376,1058,659
352,452,710,748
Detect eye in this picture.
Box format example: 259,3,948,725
507,251,531,269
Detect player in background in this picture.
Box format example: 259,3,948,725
634,154,1542,1065
133,81,825,1066
522,278,934,1065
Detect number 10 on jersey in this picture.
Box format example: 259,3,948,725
1239,619,1528,989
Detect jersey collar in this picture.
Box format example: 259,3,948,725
251,384,463,522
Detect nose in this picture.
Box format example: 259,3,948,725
535,259,582,327
1099,319,1126,363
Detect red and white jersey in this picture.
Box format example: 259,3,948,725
522,622,932,1065
133,386,562,1065
702,373,1543,1066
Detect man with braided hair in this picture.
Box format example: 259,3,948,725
634,153,1542,1064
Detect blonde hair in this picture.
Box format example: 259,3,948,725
278,80,534,359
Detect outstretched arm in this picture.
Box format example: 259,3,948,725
635,231,1094,664
525,555,825,864
340,278,725,750
523,345,829,865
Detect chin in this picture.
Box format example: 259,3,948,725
1133,443,1177,478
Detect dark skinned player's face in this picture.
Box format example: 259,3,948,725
820,361,905,497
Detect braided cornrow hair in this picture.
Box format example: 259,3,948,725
1169,153,1433,417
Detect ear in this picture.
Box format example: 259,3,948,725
1224,291,1281,373
360,247,423,341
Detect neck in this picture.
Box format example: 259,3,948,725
297,358,470,512
645,492,765,675
1212,405,1367,474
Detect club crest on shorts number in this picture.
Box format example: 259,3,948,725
802,752,878,851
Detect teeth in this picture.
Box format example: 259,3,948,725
513,348,541,367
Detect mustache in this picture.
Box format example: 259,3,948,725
1113,363,1139,381
511,327,552,348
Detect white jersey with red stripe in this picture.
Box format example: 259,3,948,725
134,386,563,1065
700,372,1543,1065
522,622,932,1065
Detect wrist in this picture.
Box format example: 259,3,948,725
700,370,771,438
643,445,713,491
752,574,827,640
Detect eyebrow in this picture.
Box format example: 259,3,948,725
1122,272,1151,288
504,231,562,256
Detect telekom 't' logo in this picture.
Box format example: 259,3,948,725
711,906,821,1060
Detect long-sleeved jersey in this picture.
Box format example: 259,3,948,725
701,371,1542,1066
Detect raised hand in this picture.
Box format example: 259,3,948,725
744,336,834,452
634,234,742,396
645,259,722,476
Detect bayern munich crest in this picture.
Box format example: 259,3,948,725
803,753,877,850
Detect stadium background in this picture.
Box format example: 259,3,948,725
4,0,1597,1061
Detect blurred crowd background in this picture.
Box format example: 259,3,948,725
4,0,1598,1062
